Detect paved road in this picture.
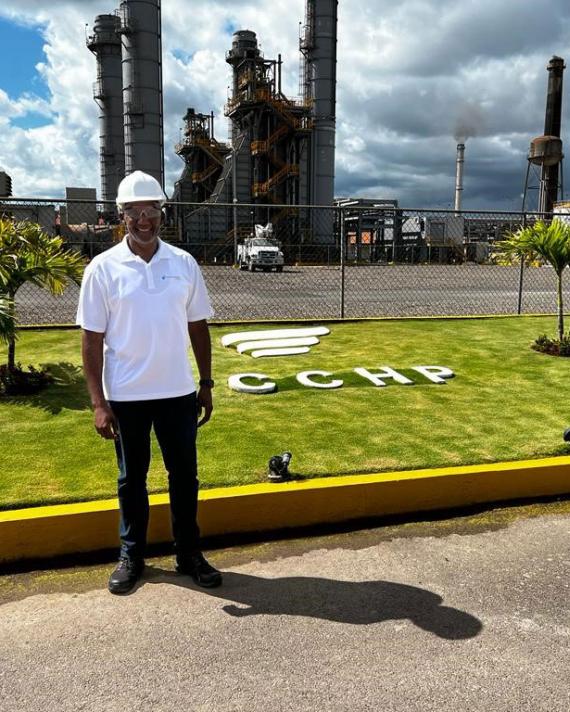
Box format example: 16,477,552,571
15,264,567,324
1,500,569,711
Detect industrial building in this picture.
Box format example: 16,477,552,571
85,0,567,267
87,0,338,248
64,188,98,226
172,0,338,248
87,0,164,201
0,171,13,198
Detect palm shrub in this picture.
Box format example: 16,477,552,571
498,219,570,343
0,294,15,345
0,218,84,372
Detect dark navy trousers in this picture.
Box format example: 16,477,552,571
109,393,200,561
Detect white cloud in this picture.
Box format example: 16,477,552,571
0,0,568,208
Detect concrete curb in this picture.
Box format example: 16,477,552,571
1,456,570,564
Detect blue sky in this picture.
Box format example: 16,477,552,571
0,17,52,128
0,0,569,207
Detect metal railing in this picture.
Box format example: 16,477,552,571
1,197,568,325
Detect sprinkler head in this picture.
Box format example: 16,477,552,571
268,452,293,482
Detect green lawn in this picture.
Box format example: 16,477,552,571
1,317,570,510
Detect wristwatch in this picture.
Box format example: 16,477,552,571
199,378,215,388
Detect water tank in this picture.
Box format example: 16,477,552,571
528,135,563,166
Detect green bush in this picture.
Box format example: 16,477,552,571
531,333,570,356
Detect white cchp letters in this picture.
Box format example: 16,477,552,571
354,366,414,387
223,326,455,394
228,373,276,394
412,366,455,384
352,366,454,386
296,371,344,389
229,366,454,393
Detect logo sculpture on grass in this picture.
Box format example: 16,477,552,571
221,326,330,358
221,326,455,394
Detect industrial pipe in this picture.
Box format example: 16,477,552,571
454,142,465,212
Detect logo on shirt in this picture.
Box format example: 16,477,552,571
161,275,181,280
221,326,331,358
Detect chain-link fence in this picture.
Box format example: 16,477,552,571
2,197,568,324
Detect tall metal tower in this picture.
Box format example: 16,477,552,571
225,30,312,221
454,143,465,212
300,0,338,238
174,108,230,203
523,56,565,213
86,14,125,202
541,56,565,212
118,0,165,187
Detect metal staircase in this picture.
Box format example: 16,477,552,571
253,164,300,197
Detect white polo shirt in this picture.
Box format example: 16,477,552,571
76,238,214,401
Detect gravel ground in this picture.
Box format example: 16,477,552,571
1,500,570,711
14,263,569,324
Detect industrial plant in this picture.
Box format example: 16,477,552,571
172,10,336,246
87,0,165,201
79,0,567,263
86,0,338,247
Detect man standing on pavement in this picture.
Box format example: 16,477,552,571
77,170,222,595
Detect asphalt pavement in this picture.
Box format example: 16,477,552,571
16,263,563,324
1,500,570,711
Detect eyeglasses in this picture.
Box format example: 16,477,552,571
123,206,162,220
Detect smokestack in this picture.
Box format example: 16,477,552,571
87,14,125,202
119,0,165,188
303,0,338,240
544,56,565,137
541,55,565,212
454,142,465,212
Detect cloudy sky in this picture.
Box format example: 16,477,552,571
0,0,569,208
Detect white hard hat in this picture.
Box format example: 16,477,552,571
116,170,167,207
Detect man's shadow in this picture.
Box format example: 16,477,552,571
145,567,482,640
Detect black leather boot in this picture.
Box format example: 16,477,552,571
176,552,222,588
108,557,145,595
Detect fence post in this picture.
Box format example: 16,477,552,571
232,144,238,267
339,207,346,318
88,225,94,261
516,212,527,314
233,198,238,267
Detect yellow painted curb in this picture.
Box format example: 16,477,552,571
1,456,570,564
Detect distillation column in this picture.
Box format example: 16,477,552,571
119,0,165,187
541,56,565,212
225,30,259,203
87,14,125,202
304,0,338,240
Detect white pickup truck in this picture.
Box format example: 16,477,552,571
237,224,285,273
